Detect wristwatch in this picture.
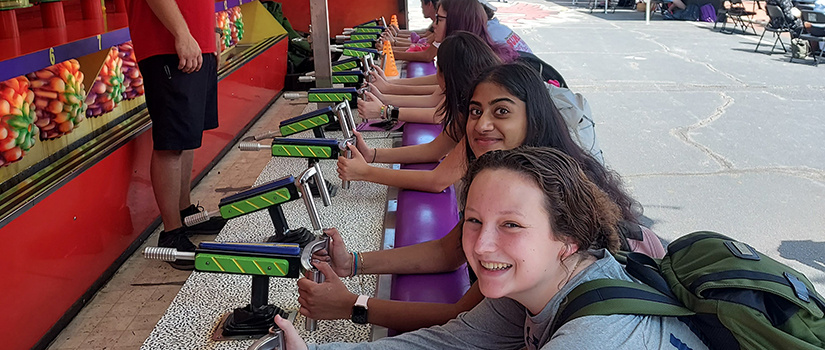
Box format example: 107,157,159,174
389,106,399,121
351,295,369,324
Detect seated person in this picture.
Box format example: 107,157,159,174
375,0,518,90
767,0,804,35
384,0,438,47
350,32,499,183
661,0,686,14
480,0,534,53
802,0,825,51
276,147,704,350
359,32,499,124
303,64,666,333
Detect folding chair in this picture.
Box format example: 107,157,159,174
755,5,791,53
716,0,758,34
796,10,825,65
587,0,618,13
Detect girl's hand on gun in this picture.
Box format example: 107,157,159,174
352,131,373,162
337,144,370,182
367,83,385,101
371,64,387,80
273,315,308,350
310,228,352,278
297,260,357,320
357,91,383,120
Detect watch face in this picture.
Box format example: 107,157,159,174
352,306,368,324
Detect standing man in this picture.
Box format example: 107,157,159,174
128,0,225,270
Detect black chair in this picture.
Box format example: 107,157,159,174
716,0,758,34
796,10,825,65
755,5,792,53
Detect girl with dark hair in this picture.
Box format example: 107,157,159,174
276,147,707,350
340,32,502,192
367,0,518,95
357,31,501,124
300,63,664,335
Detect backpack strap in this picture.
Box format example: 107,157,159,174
624,252,680,300
551,279,694,335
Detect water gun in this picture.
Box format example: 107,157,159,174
240,102,358,190
335,46,380,59
145,168,333,336
283,87,360,109
298,71,365,88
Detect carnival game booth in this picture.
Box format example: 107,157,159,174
136,4,479,346
0,0,291,348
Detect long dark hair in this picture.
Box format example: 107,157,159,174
438,0,518,62
462,147,622,252
437,31,502,142
466,63,640,223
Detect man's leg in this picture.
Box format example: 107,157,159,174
151,149,184,230
179,149,194,211
671,0,686,10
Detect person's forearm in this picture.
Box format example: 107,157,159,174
398,107,441,124
362,166,453,192
360,224,465,275
362,138,465,191
381,92,441,108
378,83,438,95
391,74,438,86
366,299,461,332
394,46,438,63
145,0,191,39
391,38,413,47
374,132,456,164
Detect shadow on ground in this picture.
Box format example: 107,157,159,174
779,240,825,274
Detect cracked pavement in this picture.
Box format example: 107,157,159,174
510,0,825,288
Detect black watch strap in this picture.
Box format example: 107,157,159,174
389,106,399,121
351,295,369,324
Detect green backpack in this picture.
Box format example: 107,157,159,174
553,231,825,350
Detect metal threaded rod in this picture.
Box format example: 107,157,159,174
335,35,349,40
184,210,216,227
298,76,315,83
283,92,305,100
143,247,195,262
239,142,269,151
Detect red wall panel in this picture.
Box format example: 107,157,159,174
0,38,287,350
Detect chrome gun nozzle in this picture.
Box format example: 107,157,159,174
143,247,195,262
283,92,306,100
239,142,270,151
184,210,221,227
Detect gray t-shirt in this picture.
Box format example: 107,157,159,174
309,250,708,350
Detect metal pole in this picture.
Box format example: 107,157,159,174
646,0,651,24
310,0,333,88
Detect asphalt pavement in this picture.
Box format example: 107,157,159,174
408,0,825,294
496,0,825,290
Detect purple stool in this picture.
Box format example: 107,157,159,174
405,61,437,78
401,123,442,147
384,101,467,335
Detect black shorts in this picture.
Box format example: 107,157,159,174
139,54,218,151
